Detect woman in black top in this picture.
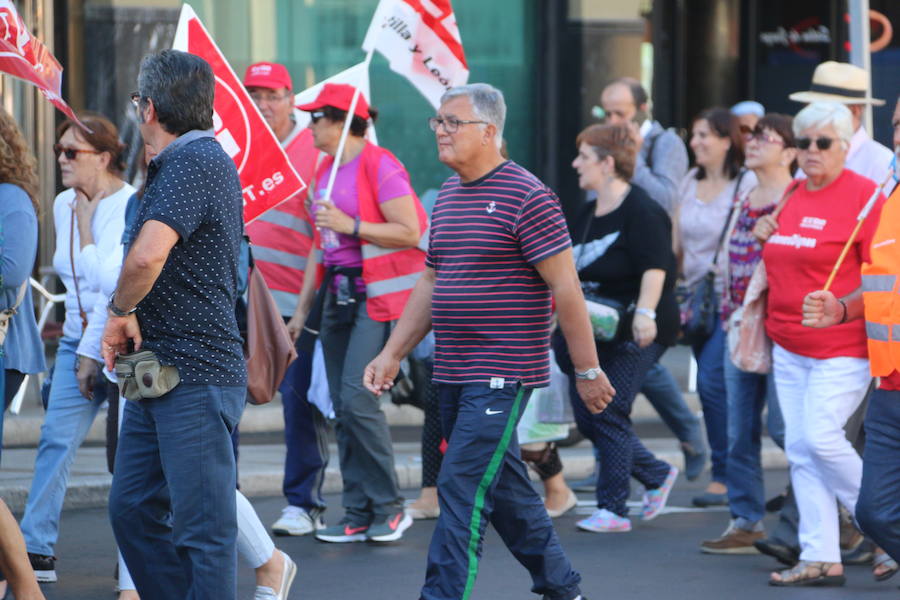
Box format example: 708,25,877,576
555,123,679,533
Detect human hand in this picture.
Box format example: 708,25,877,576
101,314,142,371
575,371,616,414
314,200,354,235
363,352,401,396
632,313,657,348
801,290,843,328
286,310,308,343
76,356,101,400
74,187,105,226
752,215,778,243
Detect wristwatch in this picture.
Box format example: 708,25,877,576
575,367,603,380
635,307,657,320
107,292,137,317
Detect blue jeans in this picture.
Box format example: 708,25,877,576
279,349,329,512
109,383,245,600
691,323,728,483
641,361,705,447
723,351,783,528
856,389,900,562
21,337,106,555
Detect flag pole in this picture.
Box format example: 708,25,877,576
321,46,375,207
823,163,896,291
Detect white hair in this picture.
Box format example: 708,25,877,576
440,83,506,149
793,101,854,144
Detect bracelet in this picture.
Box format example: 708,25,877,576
353,216,361,237
839,299,848,324
635,307,656,320
107,292,137,317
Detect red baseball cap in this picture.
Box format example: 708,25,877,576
296,83,370,120
243,62,292,91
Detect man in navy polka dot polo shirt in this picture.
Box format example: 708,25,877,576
101,49,246,600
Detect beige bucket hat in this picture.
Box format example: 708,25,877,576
789,61,885,106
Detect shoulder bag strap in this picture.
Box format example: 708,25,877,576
710,169,749,267
69,205,88,332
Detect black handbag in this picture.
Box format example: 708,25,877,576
678,170,747,345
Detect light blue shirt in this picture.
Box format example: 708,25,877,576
0,183,46,373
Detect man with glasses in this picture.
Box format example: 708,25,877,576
366,82,614,600
103,49,246,599
242,61,331,539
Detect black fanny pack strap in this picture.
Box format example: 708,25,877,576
297,266,363,354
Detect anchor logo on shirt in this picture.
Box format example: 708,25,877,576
486,201,496,214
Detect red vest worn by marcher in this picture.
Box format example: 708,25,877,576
314,142,427,322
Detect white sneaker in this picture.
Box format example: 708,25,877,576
271,505,324,536
253,550,297,600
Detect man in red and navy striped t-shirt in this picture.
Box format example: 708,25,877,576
365,84,614,600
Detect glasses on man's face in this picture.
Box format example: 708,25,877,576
740,125,786,147
54,144,101,160
310,111,326,124
796,136,836,151
249,91,291,104
428,116,488,134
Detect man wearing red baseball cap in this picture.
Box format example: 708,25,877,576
243,62,331,547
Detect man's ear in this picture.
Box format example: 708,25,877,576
484,123,497,147
141,98,158,124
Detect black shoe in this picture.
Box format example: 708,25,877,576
27,553,57,583
691,492,728,507
753,538,799,566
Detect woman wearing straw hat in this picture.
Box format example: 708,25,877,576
789,61,894,192
754,101,894,587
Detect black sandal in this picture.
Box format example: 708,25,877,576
769,561,845,587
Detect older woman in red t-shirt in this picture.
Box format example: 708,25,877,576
755,102,885,587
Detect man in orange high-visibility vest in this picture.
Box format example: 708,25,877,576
802,95,900,572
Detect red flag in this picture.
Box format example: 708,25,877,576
362,0,468,108
173,5,305,224
0,1,89,130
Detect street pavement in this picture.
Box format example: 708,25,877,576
21,469,900,600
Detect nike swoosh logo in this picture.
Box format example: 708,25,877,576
344,525,368,535
485,408,503,415
388,514,402,530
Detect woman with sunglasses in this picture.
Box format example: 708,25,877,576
290,83,426,543
675,107,756,508
19,113,132,583
699,114,796,555
756,102,889,587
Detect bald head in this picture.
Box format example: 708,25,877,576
600,78,648,126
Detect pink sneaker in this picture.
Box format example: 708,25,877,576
576,508,632,532
642,464,679,521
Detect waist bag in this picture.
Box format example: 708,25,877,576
115,350,181,401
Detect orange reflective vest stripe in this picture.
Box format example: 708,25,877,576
314,142,427,322
861,184,900,376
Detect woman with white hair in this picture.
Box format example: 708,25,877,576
754,101,889,586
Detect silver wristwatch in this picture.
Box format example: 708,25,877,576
635,307,656,320
107,292,137,317
574,367,603,380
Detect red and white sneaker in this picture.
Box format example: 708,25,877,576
315,518,370,543
366,511,413,542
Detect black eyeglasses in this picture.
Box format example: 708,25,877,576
310,111,326,124
428,116,488,134
796,136,836,151
54,144,101,160
741,125,786,146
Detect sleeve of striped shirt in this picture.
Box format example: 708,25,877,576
425,212,436,269
515,187,571,265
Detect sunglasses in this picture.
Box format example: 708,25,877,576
740,125,786,146
310,111,325,123
796,136,836,151
54,144,101,160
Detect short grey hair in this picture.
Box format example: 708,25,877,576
440,83,506,149
137,49,214,136
793,101,854,145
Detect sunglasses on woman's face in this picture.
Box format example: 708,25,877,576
740,125,785,146
54,144,101,160
796,137,835,151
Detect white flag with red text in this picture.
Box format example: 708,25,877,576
173,4,305,223
362,0,468,109
0,1,88,130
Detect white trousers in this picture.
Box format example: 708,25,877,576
772,344,870,562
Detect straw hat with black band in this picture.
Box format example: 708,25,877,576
789,61,884,106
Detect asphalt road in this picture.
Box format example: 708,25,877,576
22,468,899,600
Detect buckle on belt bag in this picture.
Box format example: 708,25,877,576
114,350,181,401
